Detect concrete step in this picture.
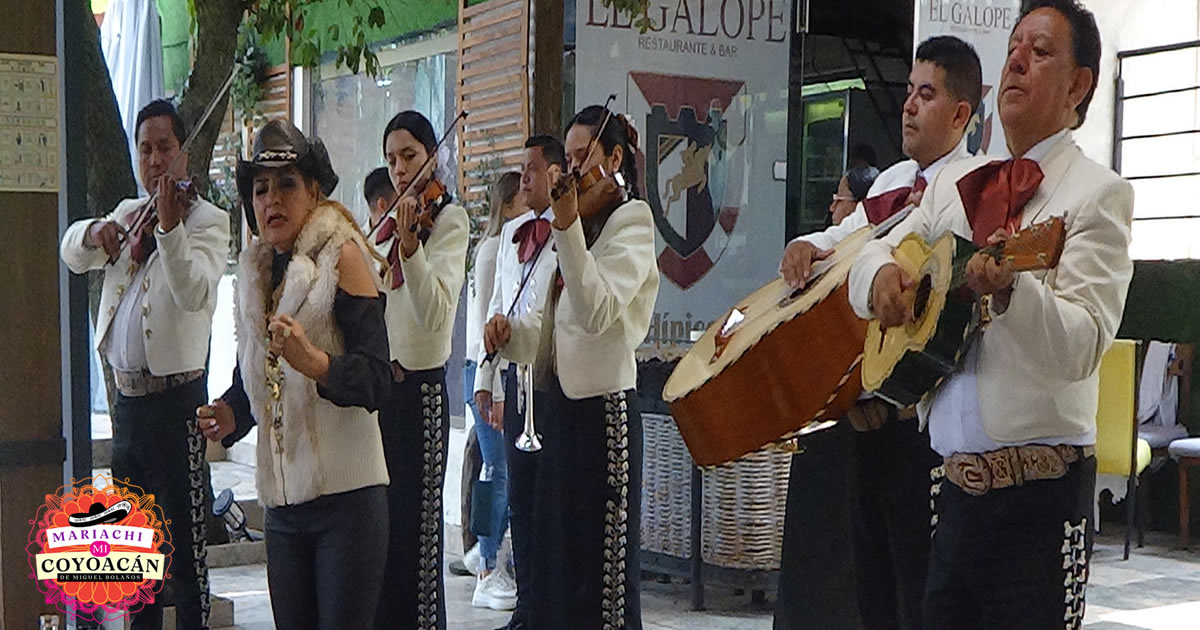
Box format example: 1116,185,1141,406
98,594,234,629
207,539,267,569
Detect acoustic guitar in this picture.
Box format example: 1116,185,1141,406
860,217,1067,407
663,210,912,467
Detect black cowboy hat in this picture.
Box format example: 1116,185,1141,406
68,500,132,527
236,119,339,233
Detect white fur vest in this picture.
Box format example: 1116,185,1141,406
235,201,390,508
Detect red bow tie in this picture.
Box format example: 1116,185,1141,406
956,158,1044,246
862,175,926,225
375,217,405,289
513,218,551,264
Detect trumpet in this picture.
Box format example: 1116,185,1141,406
513,363,542,452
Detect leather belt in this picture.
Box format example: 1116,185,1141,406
940,444,1096,496
113,368,204,398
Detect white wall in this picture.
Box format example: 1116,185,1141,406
1075,0,1200,166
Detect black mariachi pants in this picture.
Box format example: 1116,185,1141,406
530,381,643,630
775,422,861,630
113,376,211,630
851,417,942,630
375,367,450,630
924,454,1096,630
503,364,542,625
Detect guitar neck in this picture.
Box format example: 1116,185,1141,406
986,216,1066,272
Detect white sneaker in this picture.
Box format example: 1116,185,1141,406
472,570,518,611
463,543,483,577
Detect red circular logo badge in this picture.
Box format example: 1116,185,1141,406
26,475,172,625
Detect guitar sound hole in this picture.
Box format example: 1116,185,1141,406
913,274,933,320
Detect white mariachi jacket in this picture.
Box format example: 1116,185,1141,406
60,197,231,376
501,199,660,400
373,203,469,371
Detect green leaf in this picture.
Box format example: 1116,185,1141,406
368,6,386,29
328,23,340,41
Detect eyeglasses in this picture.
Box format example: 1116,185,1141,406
831,194,856,202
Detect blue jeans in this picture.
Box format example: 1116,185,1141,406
465,359,510,570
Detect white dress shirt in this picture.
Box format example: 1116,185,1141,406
473,207,557,397
924,131,1096,456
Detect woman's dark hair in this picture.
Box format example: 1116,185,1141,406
846,165,880,201
382,110,437,155
565,105,641,199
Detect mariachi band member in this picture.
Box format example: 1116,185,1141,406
851,2,1132,628
776,36,981,630
475,135,566,628
198,119,392,630
485,105,659,630
373,110,470,630
60,99,230,630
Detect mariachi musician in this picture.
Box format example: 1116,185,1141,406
776,37,982,630
60,99,230,630
485,104,659,630
372,110,470,630
851,2,1132,627
473,135,566,624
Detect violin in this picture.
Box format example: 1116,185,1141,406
122,179,199,264
551,95,629,226
411,176,451,238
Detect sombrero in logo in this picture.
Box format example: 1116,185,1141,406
67,500,132,527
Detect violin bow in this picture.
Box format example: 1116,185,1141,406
115,67,238,259
367,110,469,242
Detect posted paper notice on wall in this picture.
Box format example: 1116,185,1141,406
0,53,59,193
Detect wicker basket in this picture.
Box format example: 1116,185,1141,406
640,412,791,570
641,413,693,558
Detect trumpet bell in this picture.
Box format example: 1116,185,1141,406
514,431,542,453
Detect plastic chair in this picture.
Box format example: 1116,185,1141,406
1095,339,1151,560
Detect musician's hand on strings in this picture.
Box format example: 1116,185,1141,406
268,314,331,382
483,314,512,355
86,220,127,264
196,399,235,443
550,171,579,230
966,229,1015,312
156,174,185,232
780,240,833,289
396,195,421,258
906,188,925,208
871,263,915,328
490,400,505,432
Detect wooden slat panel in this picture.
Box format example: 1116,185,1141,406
464,122,524,142
462,70,524,95
460,20,523,50
460,31,523,59
462,3,523,31
461,50,524,80
458,0,530,210
462,0,523,20
468,103,523,125
461,88,522,112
